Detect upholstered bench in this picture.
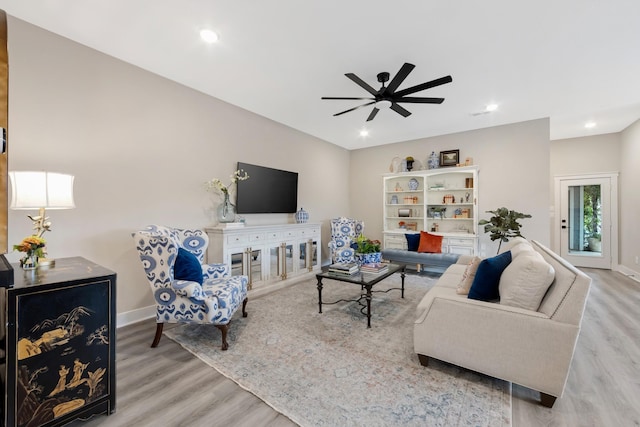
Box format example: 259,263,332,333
381,248,461,273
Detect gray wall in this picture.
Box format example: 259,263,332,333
5,17,351,317
550,126,639,275
620,119,640,272
350,119,551,257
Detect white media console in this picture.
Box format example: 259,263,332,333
205,223,321,297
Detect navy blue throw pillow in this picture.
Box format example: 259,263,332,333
468,251,512,301
174,247,203,285
405,233,420,252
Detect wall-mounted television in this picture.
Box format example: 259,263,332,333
236,162,298,214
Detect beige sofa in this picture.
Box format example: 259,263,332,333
414,239,591,407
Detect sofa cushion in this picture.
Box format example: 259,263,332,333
405,233,420,251
499,251,555,311
456,256,482,295
509,241,535,259
174,248,203,284
499,236,529,254
417,231,442,253
468,251,512,301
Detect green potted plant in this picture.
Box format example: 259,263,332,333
478,207,532,254
351,235,382,264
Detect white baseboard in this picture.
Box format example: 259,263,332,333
617,264,640,283
116,270,320,328
117,305,155,328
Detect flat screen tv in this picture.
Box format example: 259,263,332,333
236,162,298,214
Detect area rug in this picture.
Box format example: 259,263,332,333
165,273,511,427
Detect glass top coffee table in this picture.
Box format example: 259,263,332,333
315,263,406,328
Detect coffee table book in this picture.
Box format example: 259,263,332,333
328,262,359,274
360,262,389,273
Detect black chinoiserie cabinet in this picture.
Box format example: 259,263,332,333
1,257,116,427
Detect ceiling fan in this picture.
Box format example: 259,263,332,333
322,63,452,122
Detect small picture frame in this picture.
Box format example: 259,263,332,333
439,149,460,167
405,222,418,231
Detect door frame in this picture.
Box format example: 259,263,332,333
553,172,619,270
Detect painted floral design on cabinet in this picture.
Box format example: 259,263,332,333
15,282,111,427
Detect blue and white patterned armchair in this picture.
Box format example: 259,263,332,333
132,225,249,350
328,217,365,264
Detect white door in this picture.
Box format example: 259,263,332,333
556,174,617,269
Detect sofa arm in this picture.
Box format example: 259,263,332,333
414,291,580,398
202,263,230,279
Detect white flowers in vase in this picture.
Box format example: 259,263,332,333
204,169,250,196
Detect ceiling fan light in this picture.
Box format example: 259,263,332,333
376,100,392,109
200,29,219,43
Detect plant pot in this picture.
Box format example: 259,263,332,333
355,252,382,266
588,237,602,252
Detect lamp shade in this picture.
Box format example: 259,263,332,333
9,171,75,210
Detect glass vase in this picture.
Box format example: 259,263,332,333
217,192,236,223
21,253,38,270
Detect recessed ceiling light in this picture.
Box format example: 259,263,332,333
585,121,596,129
200,29,219,43
486,103,498,112
359,129,369,137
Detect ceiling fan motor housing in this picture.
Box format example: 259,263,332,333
377,72,390,83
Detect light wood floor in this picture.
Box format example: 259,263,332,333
72,268,639,427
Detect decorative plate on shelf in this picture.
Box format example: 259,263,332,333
408,178,419,191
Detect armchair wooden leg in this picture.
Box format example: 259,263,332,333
216,324,229,351
417,354,429,367
540,392,557,408
151,323,164,348
242,297,248,317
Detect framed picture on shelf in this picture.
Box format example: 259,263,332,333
405,222,418,231
439,149,460,167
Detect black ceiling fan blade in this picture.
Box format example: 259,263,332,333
321,96,375,100
345,73,379,96
366,107,380,122
385,63,415,94
394,97,445,104
333,101,377,117
394,75,453,98
390,102,411,118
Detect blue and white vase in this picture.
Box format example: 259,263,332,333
355,252,382,266
295,207,309,223
428,151,439,169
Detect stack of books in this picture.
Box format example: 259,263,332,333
360,262,389,275
328,262,359,275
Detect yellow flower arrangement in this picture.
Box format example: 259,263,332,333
13,235,46,267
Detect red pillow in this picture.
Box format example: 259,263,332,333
417,231,443,253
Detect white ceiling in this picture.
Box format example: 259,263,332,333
1,0,640,150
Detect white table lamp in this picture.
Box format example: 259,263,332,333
9,171,75,266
